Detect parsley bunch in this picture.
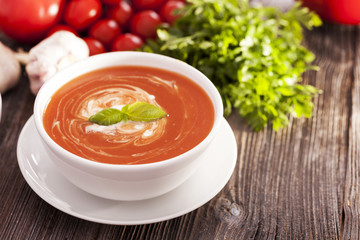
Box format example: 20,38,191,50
144,0,322,131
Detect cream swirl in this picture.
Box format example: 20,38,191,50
78,87,166,147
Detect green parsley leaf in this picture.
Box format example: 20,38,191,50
143,0,322,131
89,102,167,126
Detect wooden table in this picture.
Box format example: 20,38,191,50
1,22,359,239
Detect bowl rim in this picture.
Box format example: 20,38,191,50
33,51,223,171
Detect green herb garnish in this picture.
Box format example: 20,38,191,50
143,0,322,131
89,102,167,126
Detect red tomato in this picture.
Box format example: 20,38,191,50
0,0,64,43
112,33,144,51
89,19,122,49
106,1,133,28
130,10,162,39
131,0,165,10
47,25,78,37
83,37,106,55
300,0,360,25
64,0,102,31
160,1,185,24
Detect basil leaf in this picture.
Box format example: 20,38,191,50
89,102,167,126
89,108,124,126
124,102,167,122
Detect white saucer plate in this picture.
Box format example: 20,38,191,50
17,116,237,225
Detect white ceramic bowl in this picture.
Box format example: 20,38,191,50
33,52,223,201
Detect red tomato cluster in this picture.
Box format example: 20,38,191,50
0,0,185,53
62,0,186,55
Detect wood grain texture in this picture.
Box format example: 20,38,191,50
1,24,360,240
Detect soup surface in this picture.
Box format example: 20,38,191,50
43,66,215,164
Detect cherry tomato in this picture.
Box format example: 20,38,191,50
101,0,121,5
83,37,106,55
106,1,133,29
300,0,360,24
112,33,144,51
160,1,185,24
130,10,162,39
64,0,102,31
89,19,122,49
0,0,64,43
131,0,166,11
47,25,78,37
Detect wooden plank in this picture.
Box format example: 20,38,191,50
343,25,360,240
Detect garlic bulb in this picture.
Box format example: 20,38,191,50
0,93,2,121
25,31,89,94
0,42,21,94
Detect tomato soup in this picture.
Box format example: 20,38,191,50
43,66,215,164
